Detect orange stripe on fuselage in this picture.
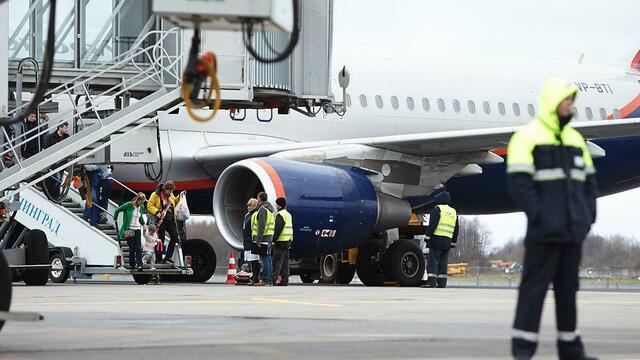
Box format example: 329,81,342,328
491,148,508,156
251,159,286,198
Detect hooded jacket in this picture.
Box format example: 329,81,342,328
425,192,460,250
506,78,598,243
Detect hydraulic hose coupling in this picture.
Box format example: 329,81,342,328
182,32,221,122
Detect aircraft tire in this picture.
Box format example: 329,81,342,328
355,239,386,286
132,273,153,285
299,273,315,284
336,264,356,285
384,240,425,287
0,252,12,334
23,230,49,286
319,253,340,284
183,239,217,283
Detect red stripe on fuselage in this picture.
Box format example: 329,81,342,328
116,178,216,191
491,148,507,156
632,50,640,71
251,159,286,198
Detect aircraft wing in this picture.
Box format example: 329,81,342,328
194,118,640,164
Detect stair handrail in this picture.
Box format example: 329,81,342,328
4,28,183,119
1,29,184,173
0,100,183,203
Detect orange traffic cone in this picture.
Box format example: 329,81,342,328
226,251,237,284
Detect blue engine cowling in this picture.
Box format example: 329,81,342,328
213,158,411,259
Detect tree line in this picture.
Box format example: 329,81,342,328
450,217,640,269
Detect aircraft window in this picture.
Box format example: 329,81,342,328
527,104,535,117
585,107,593,120
422,98,430,111
613,109,621,119
360,95,368,108
468,101,476,114
391,96,399,110
498,102,506,115
345,93,351,107
599,108,607,120
483,101,491,114
513,103,521,116
571,106,579,119
453,99,461,113
437,98,446,112
375,95,384,109
407,97,415,110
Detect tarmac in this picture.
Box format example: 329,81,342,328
1,279,639,360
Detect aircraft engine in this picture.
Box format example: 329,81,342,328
213,158,411,258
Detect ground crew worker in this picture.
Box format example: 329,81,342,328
272,197,293,286
424,191,458,288
251,192,275,286
507,78,598,360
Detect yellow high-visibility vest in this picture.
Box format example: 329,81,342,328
251,206,275,238
433,204,457,238
276,209,293,242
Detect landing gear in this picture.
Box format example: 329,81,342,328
299,273,316,284
355,239,386,286
383,240,425,287
182,239,216,283
336,263,356,285
161,239,216,283
132,273,152,285
319,253,339,284
0,252,11,334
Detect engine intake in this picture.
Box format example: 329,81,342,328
213,158,411,258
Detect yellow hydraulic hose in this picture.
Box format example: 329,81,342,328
182,59,221,122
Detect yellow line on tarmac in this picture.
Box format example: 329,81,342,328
251,297,343,308
14,300,249,306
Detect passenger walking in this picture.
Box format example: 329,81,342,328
507,78,598,360
243,198,261,285
272,197,293,286
424,191,458,288
20,111,39,159
147,181,184,263
251,192,275,286
83,165,110,226
44,122,70,199
143,224,160,270
114,193,146,271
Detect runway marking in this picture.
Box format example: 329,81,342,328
251,297,343,308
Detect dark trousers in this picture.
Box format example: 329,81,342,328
251,261,261,283
426,248,449,288
158,217,179,261
82,171,101,225
127,229,143,269
512,242,585,359
272,241,291,284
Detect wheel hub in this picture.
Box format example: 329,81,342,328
51,258,63,278
400,252,419,278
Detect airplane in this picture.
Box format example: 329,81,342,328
71,1,640,285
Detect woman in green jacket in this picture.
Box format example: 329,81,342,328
113,193,146,271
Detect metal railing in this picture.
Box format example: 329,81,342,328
1,28,183,175
443,266,640,290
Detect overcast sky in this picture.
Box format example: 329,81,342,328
478,189,640,249
334,1,640,248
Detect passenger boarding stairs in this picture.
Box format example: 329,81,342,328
0,29,183,201
13,182,188,277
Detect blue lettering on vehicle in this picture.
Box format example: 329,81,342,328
19,198,61,235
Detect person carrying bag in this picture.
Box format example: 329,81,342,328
113,193,146,271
